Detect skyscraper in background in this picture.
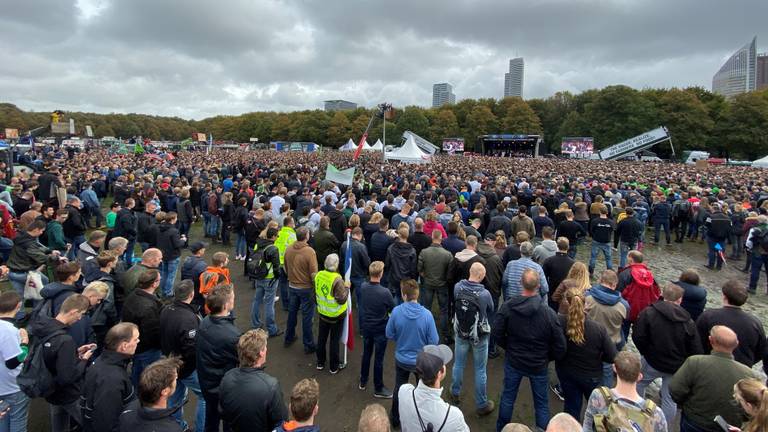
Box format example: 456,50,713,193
712,37,757,98
432,83,456,107
504,57,524,98
757,53,768,90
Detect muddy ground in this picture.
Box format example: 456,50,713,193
28,225,767,431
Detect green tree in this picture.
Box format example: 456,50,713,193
270,114,292,141
395,106,429,138
498,97,542,134
715,92,768,159
656,89,713,156
463,105,497,152
428,109,460,144
582,85,658,149
326,111,352,148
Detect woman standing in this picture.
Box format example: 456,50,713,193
731,378,768,432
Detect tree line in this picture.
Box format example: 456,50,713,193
2,84,768,159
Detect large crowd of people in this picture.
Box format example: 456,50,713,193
0,144,765,432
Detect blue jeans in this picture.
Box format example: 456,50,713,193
169,371,205,432
66,234,86,261
360,332,387,391
589,241,613,273
160,257,181,298
637,358,676,424
130,349,162,388
567,244,577,259
707,236,725,268
8,271,48,320
202,212,210,234
122,239,136,265
235,230,247,257
251,278,279,335
602,362,615,387
619,241,635,268
451,334,490,410
556,368,600,421
654,220,671,244
749,254,768,292
207,216,220,238
278,269,290,311
285,287,315,350
496,363,549,431
0,390,29,432
0,237,13,263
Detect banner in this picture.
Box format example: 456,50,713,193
442,138,464,154
325,164,355,185
196,133,206,142
561,137,593,155
4,129,18,139
598,127,669,160
85,126,93,137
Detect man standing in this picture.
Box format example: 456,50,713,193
136,201,158,252
122,269,164,387
249,227,282,336
450,263,496,417
384,227,418,298
650,196,672,246
745,215,768,294
386,279,439,428
161,280,205,432
113,198,138,264
81,322,140,432
617,250,660,332
542,237,575,306
0,292,30,432
704,203,732,270
156,212,186,298
670,326,757,432
510,205,535,241
62,197,87,261
408,217,432,258
588,208,615,275
314,254,349,374
632,283,703,423
613,208,644,269
340,227,370,308
284,227,318,354
359,262,395,399
181,241,208,309
313,216,339,273
197,284,241,432
585,270,629,385
555,210,586,258
418,230,453,343
494,269,566,431
501,242,548,300
120,248,162,297
118,358,183,432
274,216,297,311
219,329,288,432
532,226,557,264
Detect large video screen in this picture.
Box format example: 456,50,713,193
442,138,464,153
561,137,594,155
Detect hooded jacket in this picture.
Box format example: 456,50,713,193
38,282,95,348
312,228,339,271
327,209,347,243
633,300,703,374
556,314,617,379
284,242,317,289
196,315,241,396
31,317,88,405
674,280,707,321
385,302,439,366
121,290,163,354
339,237,370,280
77,241,100,268
585,284,629,345
159,301,200,379
7,231,53,273
614,215,644,248
618,263,660,322
63,204,88,238
448,249,485,289
181,255,208,295
475,243,504,300
118,405,183,432
156,223,184,261
135,211,156,244
112,208,137,241
81,350,137,432
532,239,557,264
384,241,417,292
492,295,566,374
219,367,288,432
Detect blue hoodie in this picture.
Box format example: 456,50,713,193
385,302,438,366
585,283,630,310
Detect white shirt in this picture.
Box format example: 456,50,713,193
269,195,285,219
398,381,469,432
0,320,22,395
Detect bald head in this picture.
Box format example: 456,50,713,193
709,325,739,353
469,262,486,283
546,413,581,432
142,248,163,267
521,268,540,295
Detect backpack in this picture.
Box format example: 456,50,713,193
22,297,57,328
453,288,485,342
18,330,66,399
754,228,768,254
247,244,276,280
677,200,691,218
200,270,227,297
592,386,657,432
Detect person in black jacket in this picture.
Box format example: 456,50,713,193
219,329,288,432
340,227,371,308
113,198,138,265
312,216,339,272
327,202,348,243
177,189,194,244
181,242,208,309
493,269,567,431
136,201,158,253
673,269,707,321
633,283,703,424
161,280,204,432
542,237,575,310
122,269,163,387
613,207,644,268
232,197,249,261
250,229,282,336
650,196,672,245
157,212,186,298
32,294,95,432
408,218,432,258
118,357,184,432
384,227,418,296
63,197,88,261
81,322,140,432
368,218,392,263
588,208,615,275
556,210,586,258
704,203,732,270
196,284,241,432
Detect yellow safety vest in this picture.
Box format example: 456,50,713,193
314,270,347,318
274,227,296,266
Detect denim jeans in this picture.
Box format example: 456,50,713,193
749,254,768,292
707,236,725,269
589,241,613,273
637,358,677,424
496,363,550,431
0,390,29,432
202,212,210,235
50,400,81,432
653,220,671,244
235,230,247,257
8,271,48,320
252,278,279,335
160,257,181,298
360,332,387,391
730,234,743,258
130,349,162,388
285,287,315,350
169,371,206,432
202,391,230,432
680,413,709,432
419,284,451,342
451,334,490,410
556,368,600,421
317,316,343,371
278,269,290,311
567,244,577,259
207,216,220,238
122,239,136,265
391,361,417,427
65,234,86,261
619,241,635,269
0,237,13,263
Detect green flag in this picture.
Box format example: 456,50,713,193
325,163,355,185
134,143,144,154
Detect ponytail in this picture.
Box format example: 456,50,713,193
565,288,585,345
736,378,768,432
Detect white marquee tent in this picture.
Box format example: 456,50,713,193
371,139,384,151
385,135,432,163
753,155,768,168
339,139,355,151
361,140,374,151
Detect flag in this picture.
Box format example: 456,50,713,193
340,231,354,351
353,132,368,161
325,163,355,185
133,142,144,154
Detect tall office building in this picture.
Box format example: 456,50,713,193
757,53,768,90
324,100,357,111
432,83,456,107
712,37,757,98
504,57,524,98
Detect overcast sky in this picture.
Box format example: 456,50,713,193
1,0,766,119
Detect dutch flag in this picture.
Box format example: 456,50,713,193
340,231,355,351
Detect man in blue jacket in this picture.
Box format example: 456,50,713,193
385,278,438,428
358,261,395,399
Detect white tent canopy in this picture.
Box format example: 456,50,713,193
385,135,432,163
361,140,374,151
339,138,355,151
371,139,384,151
753,155,768,168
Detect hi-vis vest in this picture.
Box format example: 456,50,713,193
274,227,296,266
314,270,347,318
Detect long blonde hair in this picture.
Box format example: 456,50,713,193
565,287,586,345
566,262,591,292
494,231,507,249
260,220,279,239
736,378,768,432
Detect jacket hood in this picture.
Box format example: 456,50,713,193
256,237,275,249
29,316,67,339
136,405,181,421
506,295,545,317
587,284,623,305
328,209,344,220
13,231,37,247
79,241,98,255
389,241,414,258
291,241,308,251
40,282,78,300
628,264,655,287
456,279,484,293
400,301,427,320
650,300,691,323
475,243,496,257
158,223,173,234
539,239,557,252
455,249,478,262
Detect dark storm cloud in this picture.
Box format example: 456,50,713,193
0,0,765,118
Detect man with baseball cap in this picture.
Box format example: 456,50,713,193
397,344,469,432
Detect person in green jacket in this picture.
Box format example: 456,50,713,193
47,209,70,252
106,202,121,229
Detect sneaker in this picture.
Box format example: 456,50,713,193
374,387,393,399
274,296,280,302
476,400,495,417
550,384,564,401
338,362,347,370
269,329,284,338
316,363,325,370
359,382,367,391
329,368,339,375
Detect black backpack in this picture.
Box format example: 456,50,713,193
247,244,276,280
754,229,768,254
677,200,691,218
453,288,483,341
18,330,66,399
21,298,56,328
